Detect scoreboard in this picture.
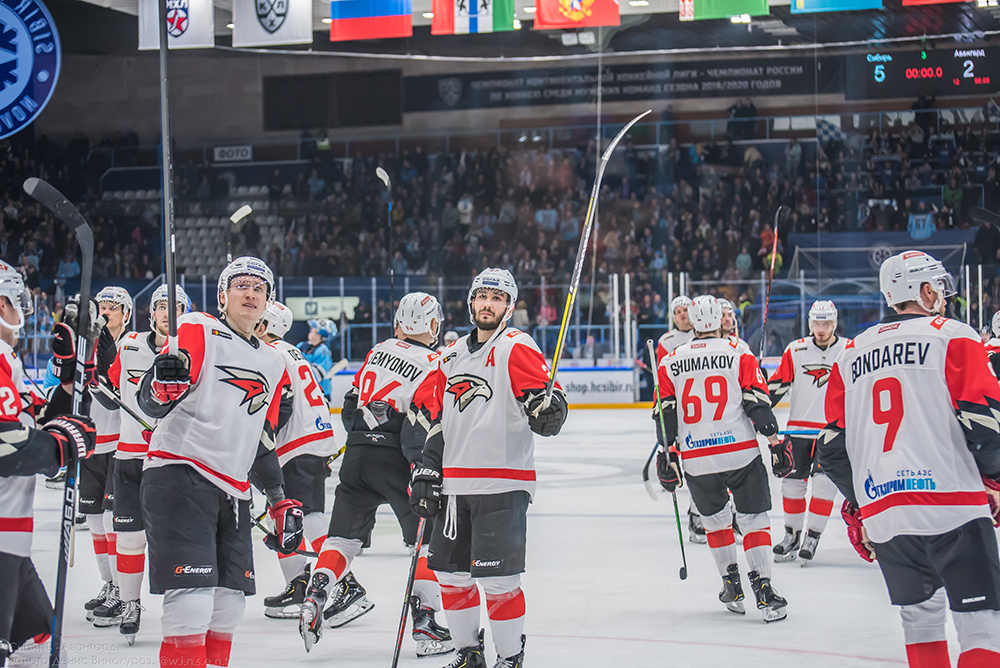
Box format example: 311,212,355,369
844,47,1000,100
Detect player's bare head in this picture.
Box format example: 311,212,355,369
688,295,722,338
880,251,954,317
0,261,31,344
808,300,837,344
150,285,189,337
467,268,518,332
395,292,443,345
670,296,692,331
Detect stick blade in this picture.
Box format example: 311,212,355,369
23,178,90,234
600,109,653,163
230,204,253,224
971,208,1000,226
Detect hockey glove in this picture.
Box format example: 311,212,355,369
62,297,104,345
51,322,78,384
656,447,683,493
841,500,876,563
984,476,1000,527
769,436,796,478
151,350,191,403
43,415,97,467
524,389,568,437
95,325,117,379
409,465,443,518
268,498,304,554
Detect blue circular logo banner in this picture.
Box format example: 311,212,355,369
0,0,59,140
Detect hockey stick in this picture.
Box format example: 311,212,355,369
95,380,154,432
250,512,321,558
971,207,1000,226
24,177,95,668
541,110,652,407
228,204,253,264
758,206,785,361
391,517,426,668
779,430,820,436
641,442,660,501
646,338,688,581
376,167,394,310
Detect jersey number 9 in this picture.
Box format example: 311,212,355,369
872,377,903,453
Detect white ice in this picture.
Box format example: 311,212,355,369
14,407,940,667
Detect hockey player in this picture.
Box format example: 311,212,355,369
298,319,336,398
984,311,1000,379
409,268,568,668
137,257,301,668
0,260,97,666
654,295,791,622
767,300,847,563
819,250,1000,667
83,286,132,628
299,292,451,659
438,330,459,354
104,284,189,644
254,301,337,620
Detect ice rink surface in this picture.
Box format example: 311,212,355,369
12,407,939,667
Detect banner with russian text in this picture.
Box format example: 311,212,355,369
139,0,215,49
432,0,515,34
329,0,412,41
533,0,619,30
790,0,881,13
233,0,314,47
680,0,767,21
901,0,965,4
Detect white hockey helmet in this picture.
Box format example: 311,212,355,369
879,250,955,311
217,256,275,314
670,295,693,312
149,284,190,328
688,295,723,333
96,286,133,327
395,292,443,343
468,268,518,325
718,298,738,336
808,299,838,333
444,330,459,344
0,261,31,331
262,301,293,339
992,310,1000,338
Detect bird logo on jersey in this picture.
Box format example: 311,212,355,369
802,363,832,387
216,366,271,415
126,370,145,386
446,374,493,412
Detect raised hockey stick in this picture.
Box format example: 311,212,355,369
391,517,426,668
971,207,1000,226
24,177,95,668
375,167,394,310
758,206,785,361
541,110,652,408
646,338,688,581
228,204,253,264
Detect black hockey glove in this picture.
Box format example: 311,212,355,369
656,447,683,492
267,498,304,554
51,322,78,384
43,415,97,467
95,325,117,378
151,350,191,403
769,436,795,478
409,465,442,518
524,389,568,437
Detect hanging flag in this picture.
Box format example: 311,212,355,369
328,0,412,41
679,0,767,21
432,0,515,34
233,0,314,47
139,0,216,49
533,0,619,30
790,0,881,13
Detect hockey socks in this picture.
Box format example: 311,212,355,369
87,514,113,583
205,631,233,667
958,649,1000,667
739,513,773,579
482,576,525,660
161,634,207,668
439,575,482,651
412,546,442,612
805,473,838,535
781,478,808,533
116,530,146,604
905,641,949,668
702,508,738,577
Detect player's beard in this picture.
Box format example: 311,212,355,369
474,308,504,332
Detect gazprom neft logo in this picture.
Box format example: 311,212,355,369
0,0,59,139
865,469,936,501
684,430,736,450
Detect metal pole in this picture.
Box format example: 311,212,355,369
979,264,984,331
437,276,444,313
371,276,377,348
611,274,620,359
540,275,547,355
308,276,314,299
667,272,674,329
966,264,972,325
624,272,632,362
339,276,346,361
201,275,206,314
800,269,806,338
157,0,178,344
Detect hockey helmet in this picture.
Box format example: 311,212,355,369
718,298,739,336
808,299,838,334
96,286,133,327
468,268,518,325
262,301,293,339
217,256,275,314
395,292,443,344
992,311,1000,338
879,251,955,311
670,295,692,312
443,330,459,345
688,295,723,333
0,261,31,331
307,318,337,340
149,284,190,329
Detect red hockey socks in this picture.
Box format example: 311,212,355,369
441,583,481,649
958,648,1000,667
905,641,950,668
205,631,233,666
485,588,526,659
161,634,207,667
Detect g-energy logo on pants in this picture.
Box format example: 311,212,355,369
174,564,214,576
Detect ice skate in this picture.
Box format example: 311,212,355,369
92,585,124,627
798,530,822,563
749,570,787,623
299,573,329,652
44,469,66,489
442,630,486,668
75,513,88,531
719,563,745,615
772,527,800,562
119,600,143,645
84,581,113,622
323,572,374,628
264,565,310,619
492,634,524,668
688,511,707,544
411,595,453,657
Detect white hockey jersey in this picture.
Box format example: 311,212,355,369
271,339,336,467
768,336,849,431
108,331,159,460
92,381,120,455
426,328,558,499
144,313,290,500
657,336,771,477
825,315,995,543
0,341,40,557
656,328,694,365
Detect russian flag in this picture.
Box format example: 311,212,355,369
329,0,413,42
